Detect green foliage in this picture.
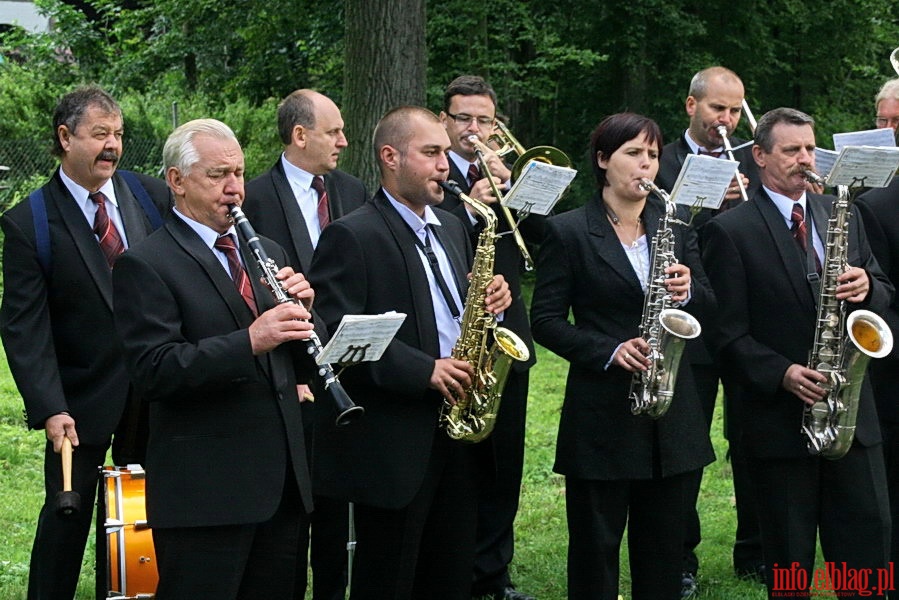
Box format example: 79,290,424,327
0,63,65,140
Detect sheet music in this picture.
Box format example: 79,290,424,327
833,128,896,152
825,146,899,189
814,148,838,179
316,311,406,365
502,160,577,216
669,154,738,210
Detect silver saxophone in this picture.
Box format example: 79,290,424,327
800,171,892,459
629,179,702,418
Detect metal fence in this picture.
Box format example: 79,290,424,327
0,138,165,210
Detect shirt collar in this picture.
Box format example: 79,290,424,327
684,130,723,155
280,153,316,191
382,187,443,237
764,185,808,225
173,206,239,250
59,167,118,208
448,150,477,177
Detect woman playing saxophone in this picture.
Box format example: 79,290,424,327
530,113,715,599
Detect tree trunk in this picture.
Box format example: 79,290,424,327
342,0,427,191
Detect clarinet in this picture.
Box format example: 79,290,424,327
228,204,364,427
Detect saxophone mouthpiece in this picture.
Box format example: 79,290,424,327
803,169,825,186
638,178,654,192
439,180,464,196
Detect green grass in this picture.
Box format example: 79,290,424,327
0,341,779,600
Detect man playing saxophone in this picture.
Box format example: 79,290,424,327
702,108,892,598
308,106,511,599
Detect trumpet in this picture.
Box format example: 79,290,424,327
228,204,364,427
891,47,899,76
716,125,749,203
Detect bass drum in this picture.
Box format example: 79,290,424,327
103,465,158,599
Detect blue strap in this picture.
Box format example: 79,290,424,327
29,171,164,277
118,170,164,230
28,189,51,277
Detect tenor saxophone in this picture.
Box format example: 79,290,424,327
800,174,893,459
437,180,530,443
629,179,702,418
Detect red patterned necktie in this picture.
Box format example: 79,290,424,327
467,163,481,187
791,203,821,273
311,176,330,231
214,234,258,316
89,191,125,269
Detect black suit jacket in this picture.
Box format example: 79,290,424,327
243,159,368,273
656,135,759,231
0,169,171,446
112,216,315,528
308,190,486,509
530,195,716,480
701,189,893,458
437,159,542,371
856,176,899,424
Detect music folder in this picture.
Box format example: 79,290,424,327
502,160,577,216
825,146,899,189
316,311,406,366
669,154,738,210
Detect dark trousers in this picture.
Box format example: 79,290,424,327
749,444,891,600
350,434,479,600
152,471,305,600
28,441,107,600
566,473,689,600
472,370,529,595
682,363,717,575
295,401,349,600
882,422,899,569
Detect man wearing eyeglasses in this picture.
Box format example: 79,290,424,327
438,75,540,600
854,76,899,570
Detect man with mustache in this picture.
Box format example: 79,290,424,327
702,107,892,598
0,85,171,599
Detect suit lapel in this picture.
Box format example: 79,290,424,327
112,173,153,247
428,220,470,301
448,161,471,194
271,161,316,272
754,190,817,310
586,197,646,298
372,192,441,357
49,173,116,310
166,217,259,328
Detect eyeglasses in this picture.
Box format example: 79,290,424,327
446,112,496,127
874,116,899,128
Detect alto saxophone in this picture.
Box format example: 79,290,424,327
800,172,893,459
437,180,530,443
629,179,702,418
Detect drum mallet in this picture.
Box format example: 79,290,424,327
55,437,81,517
